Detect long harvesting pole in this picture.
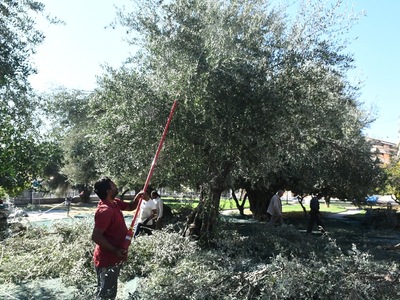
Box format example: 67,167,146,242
122,100,177,249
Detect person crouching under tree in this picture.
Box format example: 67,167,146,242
134,191,157,237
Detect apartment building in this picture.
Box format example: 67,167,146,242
367,138,398,165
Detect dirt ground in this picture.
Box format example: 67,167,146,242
19,202,98,221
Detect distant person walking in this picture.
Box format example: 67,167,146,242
151,191,164,230
307,193,326,234
267,190,285,226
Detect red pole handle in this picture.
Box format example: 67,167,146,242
122,100,178,249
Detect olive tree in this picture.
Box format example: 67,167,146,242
45,89,99,201
93,0,287,235
87,0,377,237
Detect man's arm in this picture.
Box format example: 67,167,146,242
272,196,280,215
151,208,157,220
157,199,163,219
92,228,127,258
128,191,146,211
143,208,157,225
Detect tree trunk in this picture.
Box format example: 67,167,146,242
182,162,232,241
78,184,92,203
231,190,245,216
297,196,307,218
182,184,222,242
182,201,203,238
247,188,273,221
324,195,331,208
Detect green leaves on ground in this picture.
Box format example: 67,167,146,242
1,217,399,299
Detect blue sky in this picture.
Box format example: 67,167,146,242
29,0,400,143
347,1,400,143
29,0,133,91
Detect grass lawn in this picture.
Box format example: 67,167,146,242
165,198,354,213
14,198,357,216
283,202,350,213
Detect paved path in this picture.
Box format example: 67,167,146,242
325,207,363,219
7,210,94,227
8,205,367,225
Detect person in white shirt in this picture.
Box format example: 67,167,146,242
267,190,284,226
151,191,163,229
134,191,157,237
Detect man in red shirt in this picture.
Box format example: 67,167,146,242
92,177,145,299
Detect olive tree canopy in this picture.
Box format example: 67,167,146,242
75,0,379,235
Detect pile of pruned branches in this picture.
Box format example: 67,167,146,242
0,218,399,299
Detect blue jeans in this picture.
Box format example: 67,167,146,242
133,222,154,237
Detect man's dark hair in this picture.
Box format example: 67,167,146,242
94,177,112,200
151,190,160,198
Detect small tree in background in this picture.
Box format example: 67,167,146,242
46,89,98,202
382,159,400,204
0,1,60,195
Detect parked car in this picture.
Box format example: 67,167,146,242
366,195,378,205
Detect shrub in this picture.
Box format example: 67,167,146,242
363,208,399,229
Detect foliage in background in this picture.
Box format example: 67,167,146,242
0,1,61,195
363,208,399,229
44,89,99,199
0,187,6,199
0,0,45,85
